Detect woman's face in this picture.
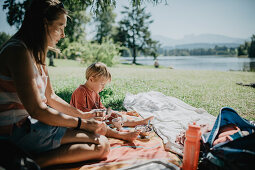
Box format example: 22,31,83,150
46,13,67,47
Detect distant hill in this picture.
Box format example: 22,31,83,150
152,34,249,49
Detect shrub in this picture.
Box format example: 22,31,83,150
62,39,121,66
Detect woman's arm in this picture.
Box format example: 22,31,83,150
6,45,106,134
43,66,95,119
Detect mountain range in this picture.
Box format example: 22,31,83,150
152,34,249,49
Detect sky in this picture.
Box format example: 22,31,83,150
1,0,255,40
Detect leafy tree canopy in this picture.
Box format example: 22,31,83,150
2,0,163,65
0,32,11,47
248,35,255,58
93,5,116,44
2,0,164,29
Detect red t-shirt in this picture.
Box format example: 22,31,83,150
70,84,105,112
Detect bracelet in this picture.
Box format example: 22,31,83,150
74,117,81,130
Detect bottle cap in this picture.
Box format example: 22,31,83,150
188,122,200,130
186,122,201,139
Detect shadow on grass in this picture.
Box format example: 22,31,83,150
56,88,125,111
121,62,144,66
100,88,126,111
104,98,126,111
56,90,73,103
99,88,113,100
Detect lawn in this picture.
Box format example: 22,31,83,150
48,59,255,121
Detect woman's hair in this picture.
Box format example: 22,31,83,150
86,62,112,81
14,0,67,65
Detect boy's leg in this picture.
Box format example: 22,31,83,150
33,129,110,167
123,116,154,127
105,126,140,142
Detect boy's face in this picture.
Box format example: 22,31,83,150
89,76,109,93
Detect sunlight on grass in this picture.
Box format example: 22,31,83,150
48,59,255,120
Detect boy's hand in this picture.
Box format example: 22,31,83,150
110,111,123,118
103,111,122,121
125,111,140,117
82,119,107,135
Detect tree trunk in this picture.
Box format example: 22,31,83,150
131,6,136,64
49,54,55,66
132,47,136,64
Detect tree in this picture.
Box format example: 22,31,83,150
2,0,91,66
94,6,116,44
238,41,249,56
0,32,11,47
114,4,158,64
2,0,162,64
248,35,255,58
2,0,162,43
2,0,162,34
144,39,161,59
62,39,121,66
2,0,90,44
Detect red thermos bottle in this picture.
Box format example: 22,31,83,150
182,122,201,170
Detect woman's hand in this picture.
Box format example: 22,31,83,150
79,109,106,120
81,119,107,135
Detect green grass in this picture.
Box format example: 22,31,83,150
48,59,255,120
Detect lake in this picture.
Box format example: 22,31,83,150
121,56,255,71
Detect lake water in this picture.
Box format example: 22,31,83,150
121,56,255,71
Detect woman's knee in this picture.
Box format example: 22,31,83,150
97,135,110,159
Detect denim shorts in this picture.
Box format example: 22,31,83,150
8,117,66,154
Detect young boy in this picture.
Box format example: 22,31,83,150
70,62,153,142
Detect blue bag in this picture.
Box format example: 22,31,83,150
198,107,255,170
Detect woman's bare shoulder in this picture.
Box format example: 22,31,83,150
0,40,32,77
1,40,30,61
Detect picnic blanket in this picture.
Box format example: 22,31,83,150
78,130,180,170
49,91,214,169
123,91,216,155
50,122,181,170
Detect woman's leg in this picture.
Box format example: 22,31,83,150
60,128,108,145
34,129,110,167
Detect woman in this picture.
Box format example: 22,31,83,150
0,0,109,167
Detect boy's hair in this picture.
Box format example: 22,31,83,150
86,62,111,81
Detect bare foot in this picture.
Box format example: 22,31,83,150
119,131,140,142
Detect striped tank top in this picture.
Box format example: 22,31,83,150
0,39,47,126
